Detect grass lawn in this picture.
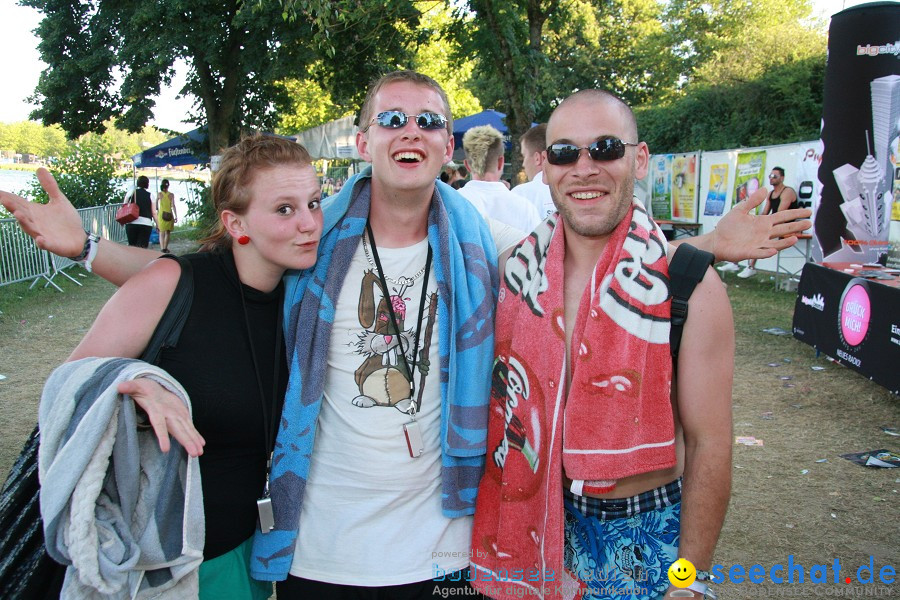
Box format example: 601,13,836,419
0,260,896,596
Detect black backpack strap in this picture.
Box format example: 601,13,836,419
669,243,715,358
139,254,194,365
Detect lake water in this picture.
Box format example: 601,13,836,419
0,168,202,223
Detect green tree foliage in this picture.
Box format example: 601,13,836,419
688,11,826,86
635,0,826,153
270,0,423,109
24,0,325,155
0,121,168,160
277,73,353,134
79,122,169,161
450,0,824,173
411,3,482,122
450,0,558,176
636,54,826,153
661,0,820,84
24,138,124,208
451,0,671,175
533,0,676,110
276,2,480,137
41,125,69,157
0,122,68,156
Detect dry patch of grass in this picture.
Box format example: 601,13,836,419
0,273,117,475
716,270,899,596
0,235,198,476
0,261,896,596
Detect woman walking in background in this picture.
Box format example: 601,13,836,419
156,178,177,252
126,175,156,248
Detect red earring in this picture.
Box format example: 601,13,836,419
237,235,250,245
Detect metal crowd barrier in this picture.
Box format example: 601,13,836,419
0,217,48,287
0,204,127,291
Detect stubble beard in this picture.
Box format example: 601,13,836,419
552,173,635,239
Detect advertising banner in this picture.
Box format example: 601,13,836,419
703,163,729,217
793,263,900,394
650,154,672,219
733,151,767,212
671,153,698,221
813,2,900,264
795,141,823,213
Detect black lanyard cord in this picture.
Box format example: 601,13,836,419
365,221,432,413
238,281,283,493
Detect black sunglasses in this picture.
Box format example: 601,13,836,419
546,138,638,165
363,110,448,133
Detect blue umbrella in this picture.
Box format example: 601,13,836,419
452,110,512,149
451,110,539,161
132,128,209,168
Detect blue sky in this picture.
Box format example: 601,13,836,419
0,0,881,132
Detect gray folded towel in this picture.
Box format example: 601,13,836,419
39,357,204,599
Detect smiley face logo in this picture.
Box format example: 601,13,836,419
667,558,696,588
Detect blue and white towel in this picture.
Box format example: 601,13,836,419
251,169,500,581
39,357,204,599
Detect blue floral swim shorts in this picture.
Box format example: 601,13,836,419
563,478,682,600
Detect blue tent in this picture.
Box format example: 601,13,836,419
452,110,539,161
452,110,511,150
132,128,209,168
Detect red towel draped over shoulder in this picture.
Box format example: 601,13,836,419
471,201,677,600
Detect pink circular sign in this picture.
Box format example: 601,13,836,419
839,282,870,347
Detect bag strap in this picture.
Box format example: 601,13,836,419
139,254,194,365
669,243,715,358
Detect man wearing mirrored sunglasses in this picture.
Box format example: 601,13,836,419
470,89,756,600
2,72,811,600
255,70,525,598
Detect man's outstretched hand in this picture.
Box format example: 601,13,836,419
0,167,87,257
713,193,812,262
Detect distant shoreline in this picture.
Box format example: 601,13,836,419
0,163,208,182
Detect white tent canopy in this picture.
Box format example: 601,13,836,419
293,115,360,160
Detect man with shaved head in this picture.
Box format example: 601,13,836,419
470,89,741,600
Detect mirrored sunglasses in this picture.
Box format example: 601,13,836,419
365,110,447,132
546,138,638,165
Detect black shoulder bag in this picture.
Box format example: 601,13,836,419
668,243,715,358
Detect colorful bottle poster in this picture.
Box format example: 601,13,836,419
671,154,698,221
651,154,672,220
733,151,767,213
704,164,729,216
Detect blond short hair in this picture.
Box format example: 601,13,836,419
462,125,504,176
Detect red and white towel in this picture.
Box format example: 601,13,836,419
471,201,677,600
